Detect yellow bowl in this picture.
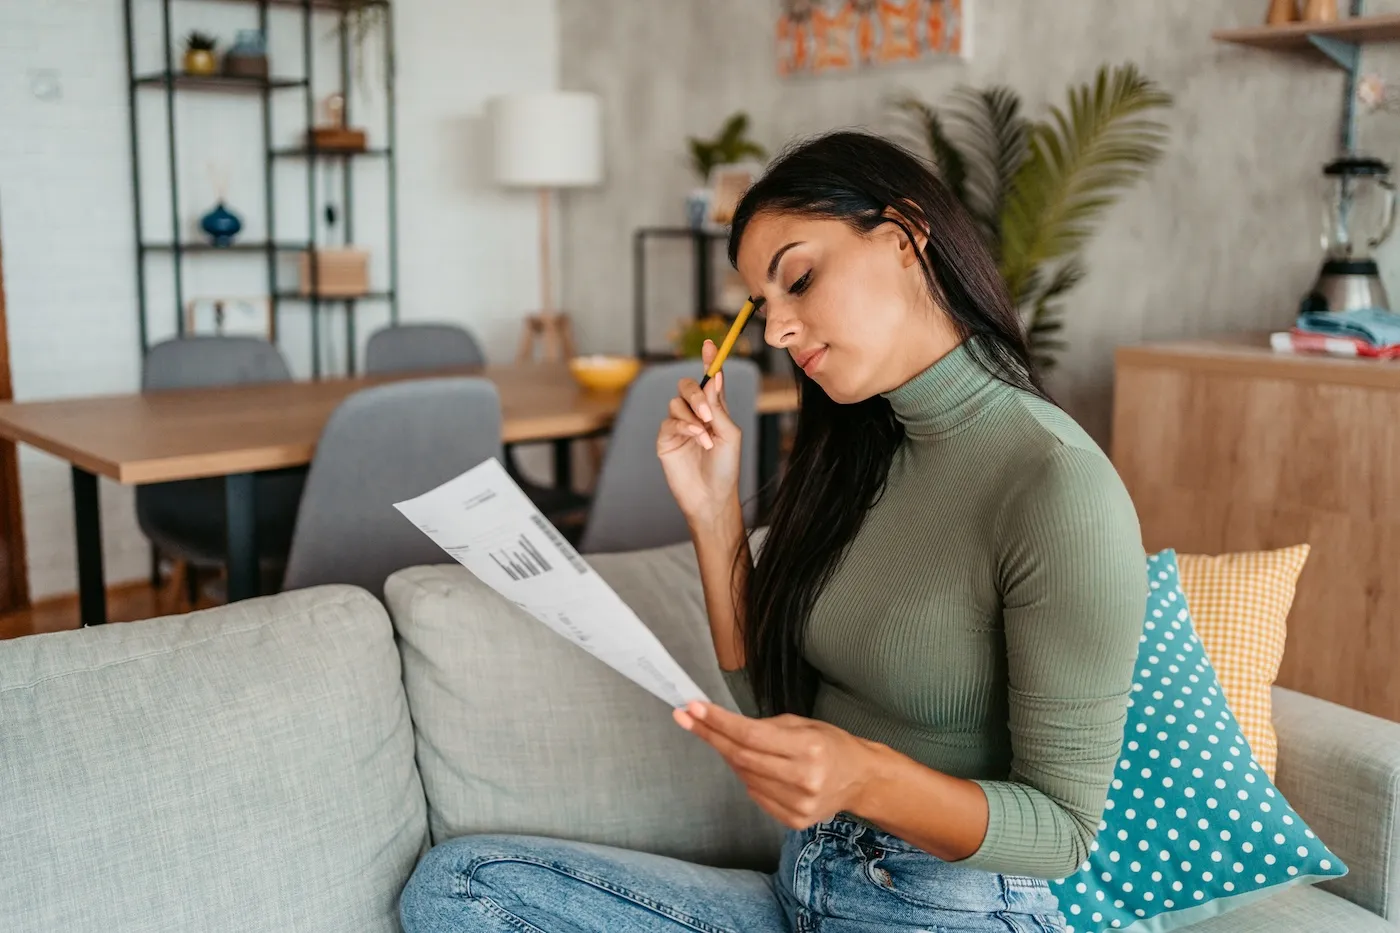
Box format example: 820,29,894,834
568,354,642,392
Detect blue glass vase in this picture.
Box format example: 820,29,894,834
200,201,242,247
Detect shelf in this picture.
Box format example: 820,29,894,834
1213,13,1400,48
1213,13,1400,70
275,291,393,302
180,0,389,8
271,146,391,159
133,73,308,92
141,241,311,253
637,227,730,239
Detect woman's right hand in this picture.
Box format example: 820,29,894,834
657,339,743,528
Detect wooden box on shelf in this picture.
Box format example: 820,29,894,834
308,126,367,152
298,248,369,297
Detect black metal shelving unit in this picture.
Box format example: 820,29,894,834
122,0,398,378
632,226,770,370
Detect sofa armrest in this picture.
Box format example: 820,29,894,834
1272,686,1400,921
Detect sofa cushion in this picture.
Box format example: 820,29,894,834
0,586,428,933
385,541,783,870
1180,882,1391,932
1052,552,1345,933
1178,545,1311,779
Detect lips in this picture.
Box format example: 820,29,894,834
792,346,827,374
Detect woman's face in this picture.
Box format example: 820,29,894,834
735,210,955,403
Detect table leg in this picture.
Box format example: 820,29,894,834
758,413,781,522
71,466,107,626
225,472,259,602
553,439,573,494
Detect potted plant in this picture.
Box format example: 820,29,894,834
337,0,389,94
894,64,1172,371
685,113,768,227
183,31,218,76
688,112,768,181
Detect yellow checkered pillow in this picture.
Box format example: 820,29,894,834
1176,545,1310,780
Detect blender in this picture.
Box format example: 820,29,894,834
1302,155,1397,314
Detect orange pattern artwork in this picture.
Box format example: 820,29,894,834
777,0,965,77
877,0,921,63
813,3,856,73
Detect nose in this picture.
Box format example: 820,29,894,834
764,303,800,349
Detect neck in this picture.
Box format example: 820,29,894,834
883,309,963,393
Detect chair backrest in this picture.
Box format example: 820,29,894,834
580,358,760,555
142,335,291,391
363,324,486,375
281,378,503,600
137,336,295,541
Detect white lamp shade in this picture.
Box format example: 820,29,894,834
489,91,603,188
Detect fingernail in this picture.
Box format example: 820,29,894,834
698,404,714,422
688,702,707,719
673,709,694,730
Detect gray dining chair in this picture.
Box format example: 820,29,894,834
363,323,486,374
281,377,503,600
579,358,760,555
361,322,588,527
136,336,305,603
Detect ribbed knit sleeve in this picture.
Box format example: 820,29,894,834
956,444,1145,879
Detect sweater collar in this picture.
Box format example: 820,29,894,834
882,340,1001,438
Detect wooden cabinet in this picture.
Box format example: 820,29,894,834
1111,334,1400,721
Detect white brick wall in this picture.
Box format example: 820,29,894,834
1,0,560,599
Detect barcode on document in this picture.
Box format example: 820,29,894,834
529,513,588,574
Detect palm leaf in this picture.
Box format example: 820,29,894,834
999,63,1171,307
943,85,1029,252
891,94,969,208
1025,260,1084,372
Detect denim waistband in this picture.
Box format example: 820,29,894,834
815,814,926,854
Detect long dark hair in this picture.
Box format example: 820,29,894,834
729,130,1050,716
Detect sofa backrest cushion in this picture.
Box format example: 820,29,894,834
385,541,783,870
0,586,428,933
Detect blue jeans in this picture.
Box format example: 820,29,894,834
400,816,1066,932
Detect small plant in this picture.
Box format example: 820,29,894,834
184,30,218,52
182,30,219,75
332,0,389,94
670,315,752,360
688,113,767,182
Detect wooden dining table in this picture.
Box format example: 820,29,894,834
0,364,799,626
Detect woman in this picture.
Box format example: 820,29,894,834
400,131,1145,933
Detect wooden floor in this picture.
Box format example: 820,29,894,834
0,581,220,640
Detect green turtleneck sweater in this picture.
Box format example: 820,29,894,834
723,342,1145,880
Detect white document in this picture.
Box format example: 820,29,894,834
394,458,709,708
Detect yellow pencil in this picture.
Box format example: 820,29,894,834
698,297,764,389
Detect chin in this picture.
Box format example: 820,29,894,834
811,374,871,406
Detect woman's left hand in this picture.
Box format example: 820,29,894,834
674,702,882,830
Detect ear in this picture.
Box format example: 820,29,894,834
881,203,930,270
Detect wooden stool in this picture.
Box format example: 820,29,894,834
514,311,606,486
515,312,576,364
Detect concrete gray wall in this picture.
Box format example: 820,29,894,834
558,0,1378,443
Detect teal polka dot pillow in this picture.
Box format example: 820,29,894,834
1050,550,1346,932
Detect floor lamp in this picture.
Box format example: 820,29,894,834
489,91,603,363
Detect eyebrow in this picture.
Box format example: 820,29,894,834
767,241,804,282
